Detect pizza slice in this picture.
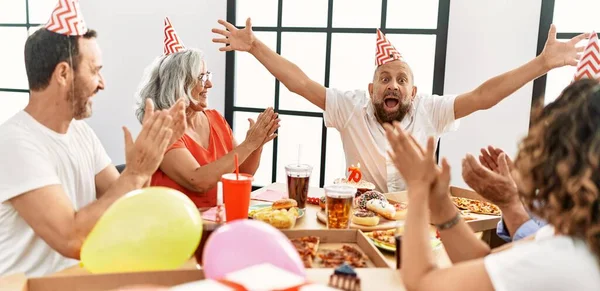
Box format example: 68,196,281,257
451,197,501,216
317,245,367,268
290,236,320,268
366,229,396,248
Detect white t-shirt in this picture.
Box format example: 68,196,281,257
323,88,458,192
485,225,600,291
0,111,111,277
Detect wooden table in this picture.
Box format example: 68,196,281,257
34,183,487,291
250,183,471,268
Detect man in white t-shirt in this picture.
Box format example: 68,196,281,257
0,0,185,277
213,19,586,192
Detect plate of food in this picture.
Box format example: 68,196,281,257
364,229,442,253
451,197,501,216
315,190,408,231
248,199,305,229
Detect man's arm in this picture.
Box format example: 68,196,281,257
213,18,326,110
10,170,146,259
497,215,545,242
454,25,588,119
95,165,120,199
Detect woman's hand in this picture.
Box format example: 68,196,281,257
384,122,440,197
244,107,279,150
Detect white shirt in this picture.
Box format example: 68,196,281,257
323,88,458,192
0,111,111,277
484,225,600,291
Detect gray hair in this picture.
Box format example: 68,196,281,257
135,48,206,123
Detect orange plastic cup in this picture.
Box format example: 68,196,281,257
221,173,253,222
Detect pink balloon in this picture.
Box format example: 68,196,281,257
202,220,306,279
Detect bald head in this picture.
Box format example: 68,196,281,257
368,59,417,124
373,60,414,84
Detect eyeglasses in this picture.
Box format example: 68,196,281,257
198,72,212,86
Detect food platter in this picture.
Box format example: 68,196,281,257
249,203,305,219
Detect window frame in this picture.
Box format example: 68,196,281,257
0,0,40,94
531,0,599,126
224,0,451,188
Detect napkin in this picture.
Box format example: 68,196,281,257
201,206,225,222
250,189,287,202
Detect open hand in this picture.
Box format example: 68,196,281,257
167,98,187,146
212,18,255,52
245,107,279,150
462,153,519,208
540,24,590,69
478,146,514,174
384,122,440,194
123,99,173,179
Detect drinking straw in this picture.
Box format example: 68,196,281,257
234,153,239,180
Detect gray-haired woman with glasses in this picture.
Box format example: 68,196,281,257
135,48,280,208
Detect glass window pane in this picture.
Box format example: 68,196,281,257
386,0,438,29
234,31,277,109
282,0,328,27
279,32,326,113
324,127,346,185
329,33,436,97
0,28,29,90
28,0,58,24
0,0,26,23
275,115,322,187
329,33,373,91
0,92,29,125
236,0,278,27
232,111,274,186
332,0,381,28
553,0,600,33
544,65,576,106
385,34,436,94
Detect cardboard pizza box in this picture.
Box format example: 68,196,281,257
0,267,403,291
281,229,390,268
385,186,501,233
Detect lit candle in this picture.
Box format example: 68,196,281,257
347,163,362,183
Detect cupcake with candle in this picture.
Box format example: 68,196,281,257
333,163,376,197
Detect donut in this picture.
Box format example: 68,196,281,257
354,191,386,210
352,209,380,226
392,202,408,220
366,199,396,220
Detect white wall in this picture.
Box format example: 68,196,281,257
440,0,541,189
81,0,227,165
80,0,542,182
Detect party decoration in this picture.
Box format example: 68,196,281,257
375,29,403,66
348,163,362,183
45,0,88,36
80,187,203,273
202,219,306,279
574,32,600,81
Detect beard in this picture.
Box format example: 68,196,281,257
67,75,94,120
373,91,412,124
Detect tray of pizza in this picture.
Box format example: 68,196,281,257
384,187,502,233
282,229,390,269
315,190,408,231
